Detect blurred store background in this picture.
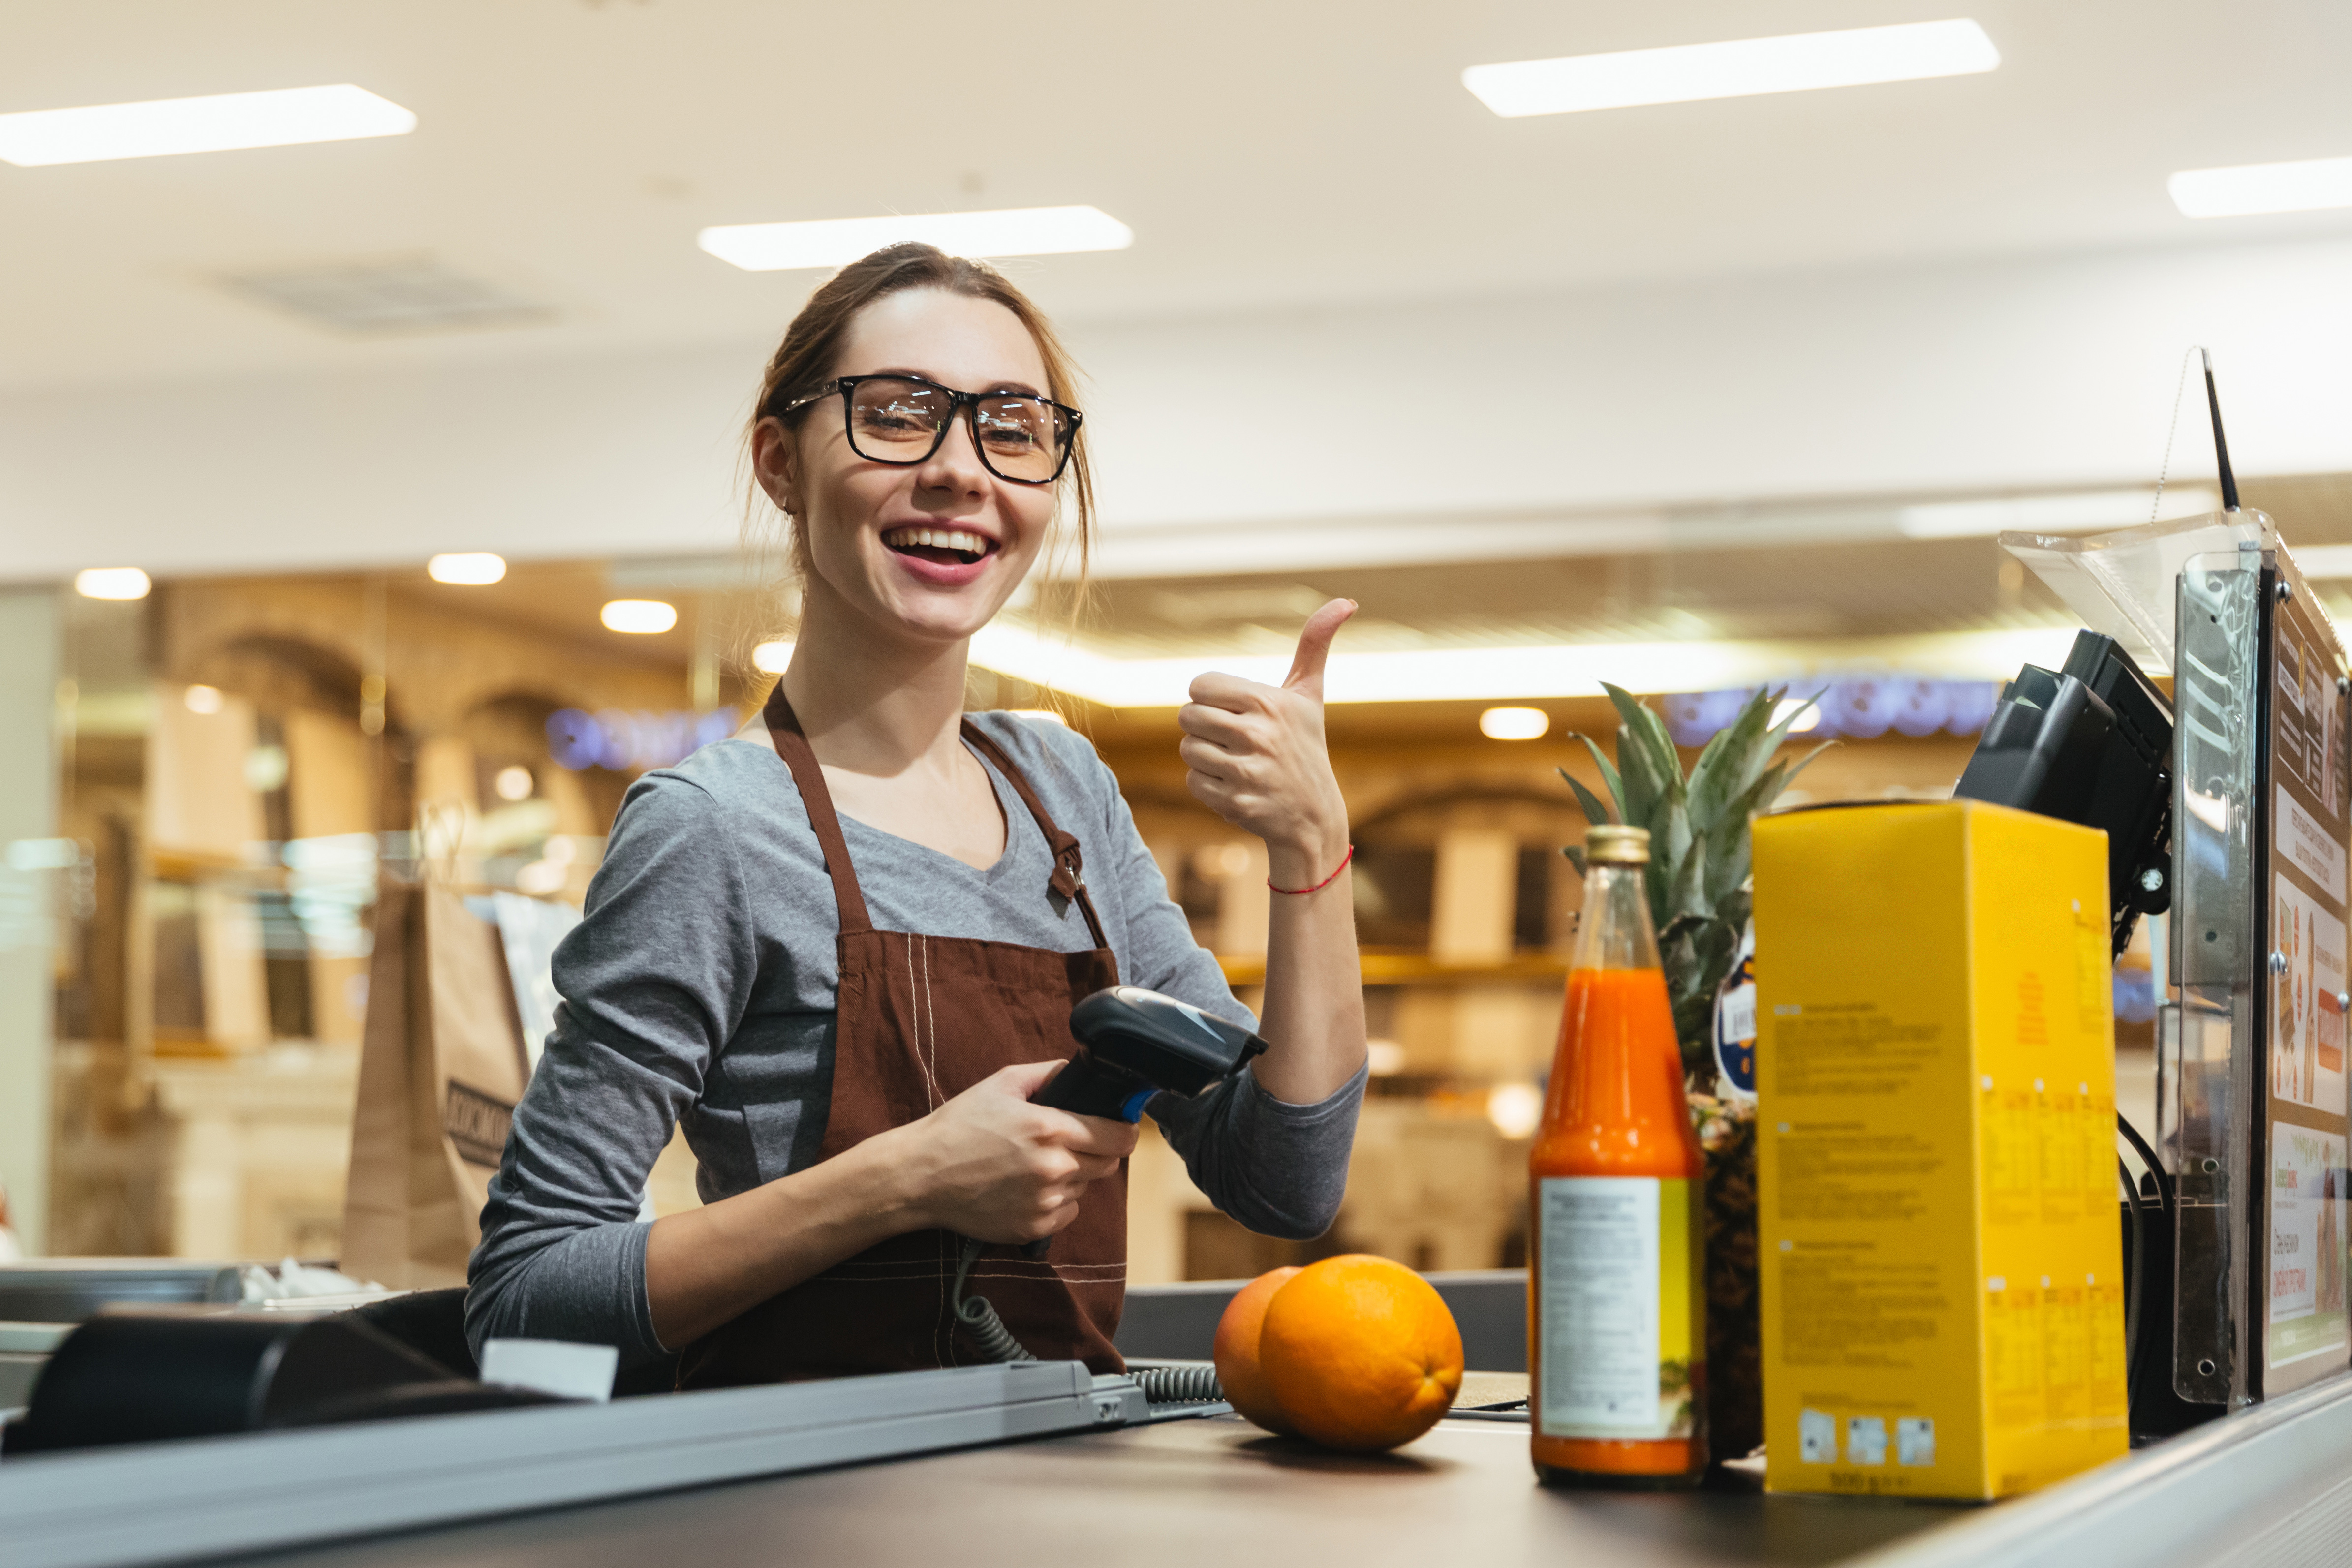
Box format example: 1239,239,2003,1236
4,0,2350,1279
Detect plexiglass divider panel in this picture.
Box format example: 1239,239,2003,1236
2169,544,2263,1407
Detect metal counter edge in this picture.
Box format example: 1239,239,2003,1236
0,1359,1150,1568
1847,1371,2352,1568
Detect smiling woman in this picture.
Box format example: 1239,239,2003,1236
466,243,1371,1391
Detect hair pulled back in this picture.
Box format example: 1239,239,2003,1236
745,243,1095,582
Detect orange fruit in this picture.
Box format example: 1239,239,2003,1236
1258,1254,1463,1452
1211,1266,1300,1433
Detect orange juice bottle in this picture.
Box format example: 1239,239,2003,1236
1530,823,1707,1487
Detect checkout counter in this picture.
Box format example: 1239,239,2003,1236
3,1262,2350,1568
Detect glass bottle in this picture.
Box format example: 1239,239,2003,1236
1529,824,1708,1487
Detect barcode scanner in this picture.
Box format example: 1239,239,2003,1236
1034,985,1269,1122
1012,986,1267,1261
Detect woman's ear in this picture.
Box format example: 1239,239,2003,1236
752,417,802,517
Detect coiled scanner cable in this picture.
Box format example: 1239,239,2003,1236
952,1237,1223,1405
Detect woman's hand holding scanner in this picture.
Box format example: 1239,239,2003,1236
646,1060,1133,1348
893,1061,1138,1246
1177,602,1370,1107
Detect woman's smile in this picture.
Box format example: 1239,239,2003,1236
879,522,1002,587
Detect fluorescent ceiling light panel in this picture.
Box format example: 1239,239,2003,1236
1462,18,1998,118
2170,155,2352,218
0,85,414,167
699,206,1133,272
969,622,2074,708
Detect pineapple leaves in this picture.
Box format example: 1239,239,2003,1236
1778,737,1835,794
1603,683,1678,830
1551,683,1820,1086
1684,686,1781,830
1566,736,1625,820
1666,827,1709,921
1556,764,1618,831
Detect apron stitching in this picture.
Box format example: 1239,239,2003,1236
904,936,942,1109
920,935,941,1108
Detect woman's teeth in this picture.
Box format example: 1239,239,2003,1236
882,526,993,566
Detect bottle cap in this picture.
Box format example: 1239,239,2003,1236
1584,824,1651,864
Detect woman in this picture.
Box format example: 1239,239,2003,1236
467,244,1368,1385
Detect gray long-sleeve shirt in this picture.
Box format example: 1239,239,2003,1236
465,712,1365,1364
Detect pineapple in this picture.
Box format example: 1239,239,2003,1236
1561,683,1827,1085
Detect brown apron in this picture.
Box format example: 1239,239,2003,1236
676,691,1127,1388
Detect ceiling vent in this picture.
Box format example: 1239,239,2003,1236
219,258,555,336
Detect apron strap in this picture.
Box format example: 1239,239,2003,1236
960,720,1113,953
761,685,876,936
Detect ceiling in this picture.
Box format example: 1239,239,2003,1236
3,0,2350,392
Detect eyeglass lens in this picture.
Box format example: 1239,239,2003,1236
845,377,1069,483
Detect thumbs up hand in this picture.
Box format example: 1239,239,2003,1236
1179,599,1357,887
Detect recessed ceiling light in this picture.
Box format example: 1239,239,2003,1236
1462,18,1999,118
1771,698,1823,734
1480,706,1550,740
750,639,792,674
1486,1082,1545,1139
2169,155,2352,218
428,552,506,585
0,85,414,167
602,599,677,635
75,567,151,600
183,684,224,715
698,206,1133,272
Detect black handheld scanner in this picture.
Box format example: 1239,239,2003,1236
1032,985,1269,1125
1016,987,1266,1260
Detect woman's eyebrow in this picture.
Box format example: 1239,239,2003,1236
863,367,1044,397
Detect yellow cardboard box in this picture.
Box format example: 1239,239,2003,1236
1755,801,2128,1499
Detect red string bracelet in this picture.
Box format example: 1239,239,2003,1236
1268,844,1355,896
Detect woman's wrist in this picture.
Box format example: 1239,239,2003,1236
843,1121,934,1234
1265,823,1351,890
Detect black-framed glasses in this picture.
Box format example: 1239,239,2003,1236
771,373,1083,486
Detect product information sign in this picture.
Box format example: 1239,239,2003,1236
2260,567,2352,1392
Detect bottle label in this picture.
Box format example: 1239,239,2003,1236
1535,1176,1699,1439
1714,925,1758,1100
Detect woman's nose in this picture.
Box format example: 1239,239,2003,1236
918,410,988,493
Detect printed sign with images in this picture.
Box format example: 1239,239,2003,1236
2269,1125,2351,1369
2271,880,2347,1113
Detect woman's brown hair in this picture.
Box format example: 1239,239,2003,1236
744,243,1095,587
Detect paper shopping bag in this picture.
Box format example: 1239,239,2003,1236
341,877,530,1289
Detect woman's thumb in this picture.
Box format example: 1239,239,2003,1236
1282,598,1357,699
